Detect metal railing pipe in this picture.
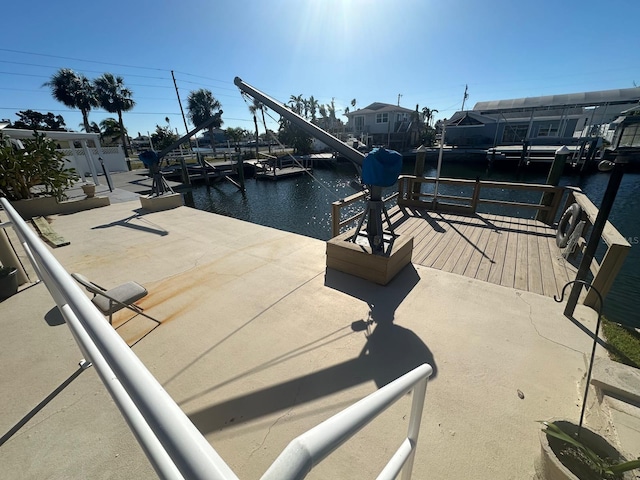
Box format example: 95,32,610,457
260,363,433,480
0,198,239,480
59,304,184,480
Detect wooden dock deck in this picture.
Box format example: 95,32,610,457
387,205,577,298
255,165,312,180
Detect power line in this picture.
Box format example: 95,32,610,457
0,47,169,72
0,59,170,81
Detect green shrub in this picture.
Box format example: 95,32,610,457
0,131,78,201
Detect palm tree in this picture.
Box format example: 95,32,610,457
44,68,97,133
422,107,438,127
289,94,304,115
93,73,135,158
79,121,101,134
99,117,124,145
186,88,223,155
248,99,261,159
249,99,271,154
308,96,319,121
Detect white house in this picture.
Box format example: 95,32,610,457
344,102,422,150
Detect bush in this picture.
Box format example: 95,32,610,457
0,131,78,201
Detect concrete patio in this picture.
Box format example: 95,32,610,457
0,193,624,479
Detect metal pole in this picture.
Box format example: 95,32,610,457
434,121,446,208
171,70,190,137
563,157,627,317
536,145,569,223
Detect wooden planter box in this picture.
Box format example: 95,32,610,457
326,230,413,285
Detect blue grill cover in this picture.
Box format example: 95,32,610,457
361,147,402,187
139,150,159,167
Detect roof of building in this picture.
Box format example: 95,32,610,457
345,102,417,116
473,87,640,112
446,111,497,126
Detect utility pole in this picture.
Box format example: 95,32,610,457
171,70,190,135
461,84,469,111
397,94,402,106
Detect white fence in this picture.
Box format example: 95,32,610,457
59,145,128,177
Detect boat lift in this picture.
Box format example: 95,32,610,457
234,77,402,254
139,116,222,196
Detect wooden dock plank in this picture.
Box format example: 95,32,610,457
389,209,576,300
463,219,492,279
412,214,450,265
32,216,70,247
475,218,502,282
526,219,544,295
451,215,485,276
535,221,561,297
426,215,470,270
487,215,512,286
513,216,530,291
499,216,519,288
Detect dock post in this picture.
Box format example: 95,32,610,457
198,153,210,188
536,146,570,224
412,146,426,202
236,153,245,191
179,157,191,186
563,157,627,317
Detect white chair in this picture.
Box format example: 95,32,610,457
72,273,160,325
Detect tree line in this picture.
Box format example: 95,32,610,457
14,68,441,158
43,68,135,156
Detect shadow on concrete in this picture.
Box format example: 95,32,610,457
91,212,168,236
0,367,84,447
178,324,356,406
188,266,436,434
188,322,435,434
324,264,420,327
44,306,65,326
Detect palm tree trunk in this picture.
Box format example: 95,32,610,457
253,114,259,160
81,109,91,135
260,109,271,154
117,111,130,159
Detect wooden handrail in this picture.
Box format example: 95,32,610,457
566,189,630,308
331,191,398,237
396,175,565,221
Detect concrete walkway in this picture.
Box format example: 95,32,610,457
0,197,624,479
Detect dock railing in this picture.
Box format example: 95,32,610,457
561,188,631,309
331,191,399,237
396,175,565,223
1,196,433,480
329,176,629,309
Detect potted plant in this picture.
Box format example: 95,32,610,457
0,265,18,300
81,182,96,198
537,420,639,479
0,131,78,202
536,281,640,479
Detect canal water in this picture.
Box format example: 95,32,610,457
190,160,639,328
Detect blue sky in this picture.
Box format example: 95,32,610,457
2,0,639,138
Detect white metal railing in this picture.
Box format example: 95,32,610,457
260,363,433,480
1,196,433,480
0,197,238,480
